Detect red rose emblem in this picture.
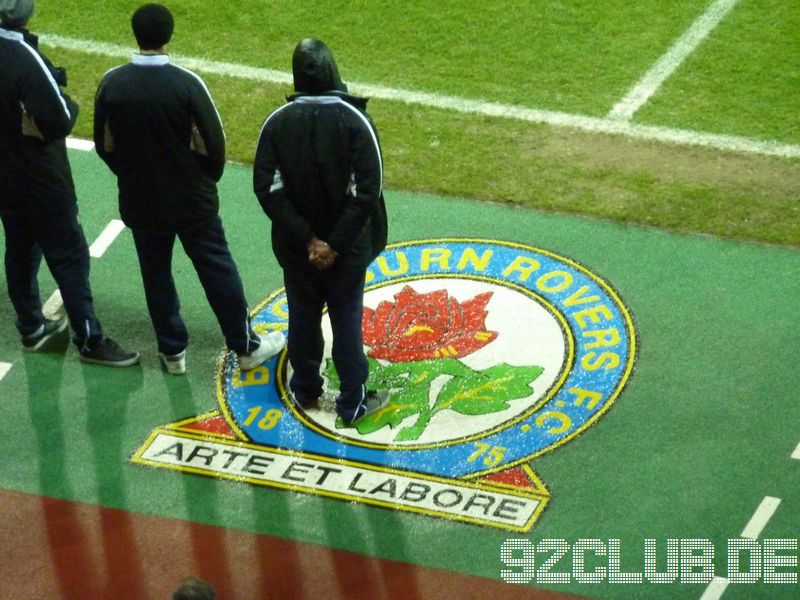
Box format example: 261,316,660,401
362,286,498,362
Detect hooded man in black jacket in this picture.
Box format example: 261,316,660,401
94,3,284,375
0,0,138,366
254,38,389,425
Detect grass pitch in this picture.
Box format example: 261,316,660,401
34,1,800,246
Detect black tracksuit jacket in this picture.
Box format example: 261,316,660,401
93,54,225,232
253,43,387,272
0,26,79,214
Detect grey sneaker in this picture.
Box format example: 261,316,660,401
21,316,68,352
288,390,319,409
80,338,140,367
343,389,390,425
238,331,285,371
159,349,186,375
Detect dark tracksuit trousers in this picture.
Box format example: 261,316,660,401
283,264,368,418
131,215,259,357
1,208,103,347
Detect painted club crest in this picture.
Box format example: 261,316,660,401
133,239,636,531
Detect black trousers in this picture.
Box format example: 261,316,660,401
131,216,258,355
1,209,103,347
283,264,368,419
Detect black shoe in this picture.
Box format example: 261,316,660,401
21,316,68,352
342,389,390,425
288,391,319,409
80,337,140,367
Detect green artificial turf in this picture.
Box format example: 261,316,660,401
1,150,798,598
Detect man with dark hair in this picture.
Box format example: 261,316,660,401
94,3,283,375
254,38,389,424
172,576,216,600
0,0,139,366
131,1,173,49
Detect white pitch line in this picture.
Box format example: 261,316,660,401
43,289,64,318
699,576,729,600
67,137,95,151
0,362,11,382
608,0,741,121
39,33,293,86
67,138,94,151
38,220,125,315
89,219,126,258
791,442,800,460
41,32,800,160
741,496,781,540
699,495,782,599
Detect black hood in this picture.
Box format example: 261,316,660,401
292,38,347,94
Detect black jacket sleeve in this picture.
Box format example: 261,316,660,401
326,112,383,253
253,120,315,245
20,49,76,142
93,74,116,172
188,77,226,181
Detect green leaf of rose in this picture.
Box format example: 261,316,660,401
325,357,410,390
329,358,434,434
326,357,471,391
334,360,460,435
345,386,430,434
434,363,544,416
392,358,472,384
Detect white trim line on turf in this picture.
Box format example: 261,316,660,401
699,576,729,600
792,442,800,460
740,496,781,540
0,362,11,382
89,219,125,258
42,33,800,160
608,0,741,121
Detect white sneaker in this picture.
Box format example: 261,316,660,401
238,331,286,371
159,349,186,375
